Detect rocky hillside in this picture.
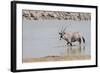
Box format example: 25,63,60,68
22,10,91,20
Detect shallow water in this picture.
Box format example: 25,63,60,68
23,20,91,59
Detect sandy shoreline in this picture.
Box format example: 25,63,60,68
23,55,91,63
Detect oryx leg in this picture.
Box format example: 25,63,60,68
80,36,85,54
78,38,82,52
67,42,72,46
79,38,81,45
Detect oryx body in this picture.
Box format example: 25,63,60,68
58,24,85,51
59,32,85,46
58,24,85,56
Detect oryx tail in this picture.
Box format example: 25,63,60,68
82,36,85,44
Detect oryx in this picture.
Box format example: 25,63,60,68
58,25,85,50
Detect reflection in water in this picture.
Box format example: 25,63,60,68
64,45,85,56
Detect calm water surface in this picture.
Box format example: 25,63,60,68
23,20,91,59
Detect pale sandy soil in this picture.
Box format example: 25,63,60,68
23,55,91,63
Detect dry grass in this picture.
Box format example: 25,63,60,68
23,55,91,63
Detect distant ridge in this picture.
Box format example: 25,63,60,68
22,10,91,20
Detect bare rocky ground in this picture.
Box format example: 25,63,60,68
22,10,91,20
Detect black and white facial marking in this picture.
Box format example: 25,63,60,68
59,32,65,40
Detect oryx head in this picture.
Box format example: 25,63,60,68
58,24,71,40
59,26,66,40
